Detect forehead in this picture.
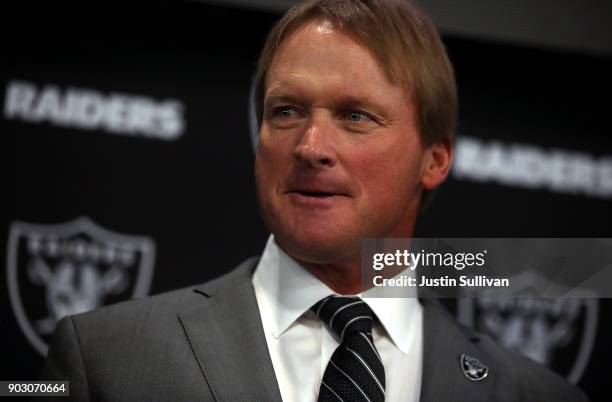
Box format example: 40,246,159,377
266,19,402,101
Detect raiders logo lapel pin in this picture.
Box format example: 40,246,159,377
460,354,489,381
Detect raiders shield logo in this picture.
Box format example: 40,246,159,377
457,271,598,384
7,217,156,356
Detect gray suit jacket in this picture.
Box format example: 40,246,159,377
41,257,588,401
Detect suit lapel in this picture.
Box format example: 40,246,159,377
178,259,496,402
178,258,283,402
419,298,495,402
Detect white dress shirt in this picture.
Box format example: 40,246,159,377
253,235,423,402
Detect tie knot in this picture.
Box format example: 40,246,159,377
312,295,375,340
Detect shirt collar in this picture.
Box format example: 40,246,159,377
252,235,421,354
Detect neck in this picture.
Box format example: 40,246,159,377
298,257,364,295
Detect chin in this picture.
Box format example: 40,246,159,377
274,224,361,264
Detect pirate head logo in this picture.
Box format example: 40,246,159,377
457,271,598,384
7,217,156,355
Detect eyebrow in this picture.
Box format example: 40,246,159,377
264,91,389,114
331,94,386,113
264,93,303,107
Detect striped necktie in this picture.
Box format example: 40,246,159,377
312,295,385,402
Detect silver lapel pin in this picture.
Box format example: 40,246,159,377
460,354,489,381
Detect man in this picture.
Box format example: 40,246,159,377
42,0,588,401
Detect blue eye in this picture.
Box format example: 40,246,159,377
346,111,370,122
275,106,298,118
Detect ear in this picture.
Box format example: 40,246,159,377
420,138,454,191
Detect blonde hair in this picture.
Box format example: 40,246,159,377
254,0,457,145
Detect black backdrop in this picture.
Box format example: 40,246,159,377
2,1,610,400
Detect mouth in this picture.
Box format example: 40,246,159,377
291,191,337,198
285,189,348,207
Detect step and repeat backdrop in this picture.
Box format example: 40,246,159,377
2,1,610,400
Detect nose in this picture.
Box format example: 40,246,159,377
293,121,337,169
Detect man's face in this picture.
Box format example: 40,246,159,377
255,19,440,264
